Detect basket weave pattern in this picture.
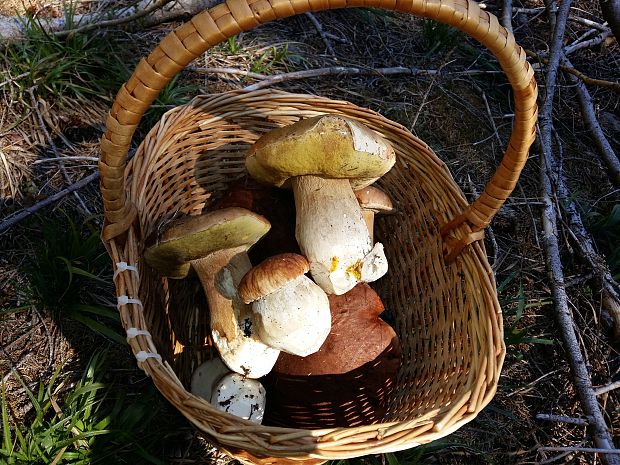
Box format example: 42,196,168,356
100,0,538,463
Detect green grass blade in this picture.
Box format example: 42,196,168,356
70,304,119,321
69,313,125,345
1,383,13,453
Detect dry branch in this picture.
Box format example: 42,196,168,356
0,0,220,41
0,171,99,235
539,0,619,462
594,380,620,396
535,413,590,426
305,12,336,57
562,56,620,187
240,66,501,91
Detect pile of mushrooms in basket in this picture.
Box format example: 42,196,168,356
144,115,402,428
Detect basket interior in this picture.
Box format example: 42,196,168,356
125,90,504,437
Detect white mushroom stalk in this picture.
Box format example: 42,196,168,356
293,175,388,295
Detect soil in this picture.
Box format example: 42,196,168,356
1,1,619,465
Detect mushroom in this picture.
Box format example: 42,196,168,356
246,115,395,295
190,356,229,401
354,186,394,242
144,207,280,378
211,373,266,423
238,253,331,357
262,283,401,428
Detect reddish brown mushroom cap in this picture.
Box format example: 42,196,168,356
238,253,310,304
355,186,394,213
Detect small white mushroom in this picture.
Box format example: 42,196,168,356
190,357,229,401
238,253,331,356
246,115,395,295
210,373,266,423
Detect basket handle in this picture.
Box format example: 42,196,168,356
100,0,538,250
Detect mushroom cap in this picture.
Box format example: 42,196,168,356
144,207,270,278
210,373,266,423
355,186,394,213
190,357,230,401
238,253,309,304
246,115,396,190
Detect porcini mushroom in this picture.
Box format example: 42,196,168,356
144,207,280,378
238,253,331,356
246,115,395,295
211,373,266,423
263,283,401,429
355,186,394,242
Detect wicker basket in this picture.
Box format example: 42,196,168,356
99,0,538,463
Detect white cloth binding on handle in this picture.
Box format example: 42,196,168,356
126,327,152,342
135,351,162,363
113,261,139,280
117,295,143,310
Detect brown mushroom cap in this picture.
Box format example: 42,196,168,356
238,253,309,304
144,207,270,279
246,115,396,190
354,186,394,213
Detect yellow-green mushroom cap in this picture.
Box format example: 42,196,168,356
246,115,396,190
144,207,271,279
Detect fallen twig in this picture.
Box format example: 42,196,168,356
594,380,620,396
526,50,620,93
33,156,100,164
0,171,99,235
535,413,590,426
501,0,514,33
563,56,620,186
539,0,619,462
305,12,336,57
54,0,172,38
565,30,613,55
511,7,610,30
0,0,218,41
241,65,500,91
539,447,620,454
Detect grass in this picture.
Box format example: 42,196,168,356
497,272,554,360
329,440,456,465
143,75,199,129
1,6,131,110
1,350,185,464
249,44,292,74
8,212,124,344
586,202,620,280
421,19,461,55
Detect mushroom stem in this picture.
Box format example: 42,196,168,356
192,246,248,342
291,175,375,295
192,247,278,378
361,210,375,242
